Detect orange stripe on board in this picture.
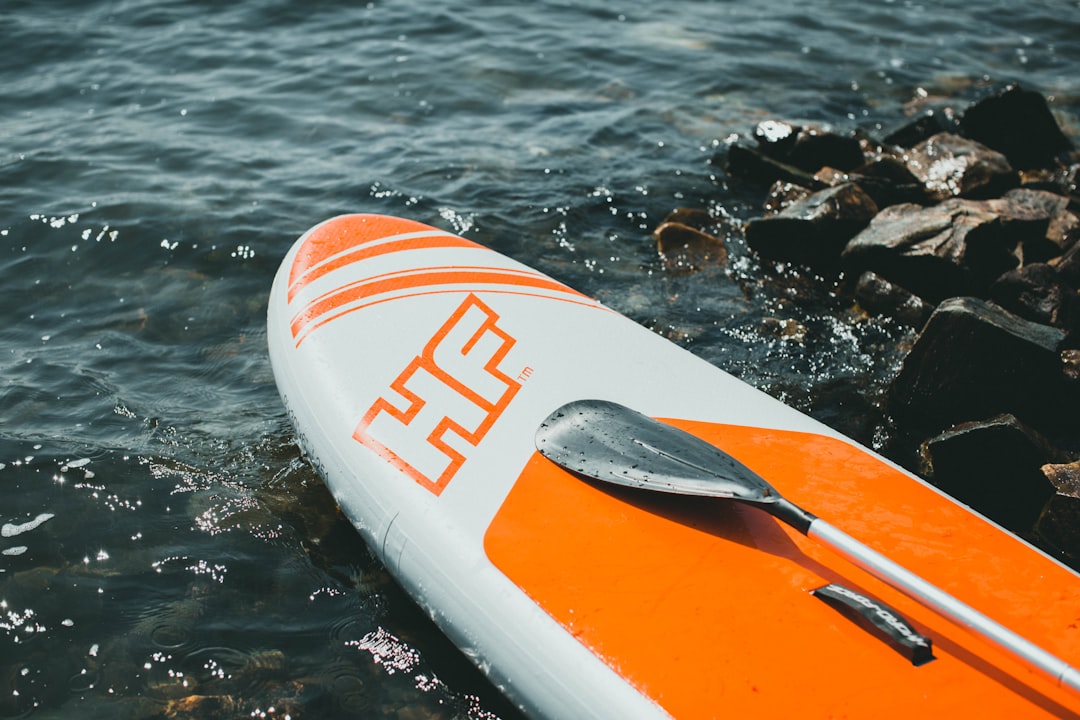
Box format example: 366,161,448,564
486,421,1080,719
294,288,612,348
287,214,478,302
290,267,591,340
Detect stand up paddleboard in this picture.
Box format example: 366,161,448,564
268,214,1080,719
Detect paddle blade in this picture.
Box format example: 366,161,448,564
535,399,779,504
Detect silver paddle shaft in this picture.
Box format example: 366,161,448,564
810,518,1080,693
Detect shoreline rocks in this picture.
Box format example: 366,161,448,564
662,82,1080,567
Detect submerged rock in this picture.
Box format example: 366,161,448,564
919,414,1058,532
889,297,1067,433
654,221,728,274
744,183,877,267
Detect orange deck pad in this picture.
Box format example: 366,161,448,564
485,420,1080,718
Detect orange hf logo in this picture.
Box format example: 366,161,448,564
353,294,527,495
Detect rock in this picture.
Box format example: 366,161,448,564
762,181,812,215
958,84,1076,170
654,221,728,274
903,132,1016,202
990,263,1073,327
786,128,866,173
846,155,929,208
660,207,716,232
1055,240,1080,289
842,199,1021,301
725,143,824,190
919,414,1058,532
1063,349,1080,381
744,183,878,267
853,271,934,328
889,297,1067,434
986,188,1079,262
1042,460,1080,496
752,119,801,156
1034,460,1080,568
752,122,866,173
883,111,955,149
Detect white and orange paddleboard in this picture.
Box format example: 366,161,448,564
267,214,1080,719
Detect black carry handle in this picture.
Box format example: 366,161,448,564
814,583,935,666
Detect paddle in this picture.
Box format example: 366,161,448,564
534,398,1080,694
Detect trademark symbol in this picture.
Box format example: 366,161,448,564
518,366,534,381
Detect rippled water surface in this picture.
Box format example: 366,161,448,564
3,1,1079,717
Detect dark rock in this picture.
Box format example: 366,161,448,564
842,199,1021,301
752,119,800,156
787,128,866,173
1034,461,1080,568
1055,240,1080,289
986,188,1078,262
654,221,727,274
1063,349,1080,382
958,84,1076,170
751,122,866,173
762,181,812,215
847,155,929,208
919,414,1058,532
883,111,955,149
904,132,1016,202
889,296,1067,434
726,143,824,189
745,183,878,267
990,263,1072,327
854,271,934,328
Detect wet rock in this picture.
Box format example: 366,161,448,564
990,263,1073,327
919,414,1058,532
725,142,824,189
1042,460,1080,495
889,297,1067,434
903,132,1016,202
1034,460,1080,568
986,188,1079,262
1055,240,1080,289
752,119,801,156
1063,349,1080,381
883,111,955,149
752,121,866,173
842,199,1021,301
853,271,934,328
660,207,715,232
654,221,727,274
958,84,1076,170
762,180,812,215
744,183,877,267
786,129,866,173
845,155,929,208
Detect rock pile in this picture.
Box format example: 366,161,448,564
655,84,1080,567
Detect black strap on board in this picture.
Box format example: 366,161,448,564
813,583,935,666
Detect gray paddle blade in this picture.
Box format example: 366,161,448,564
535,399,779,504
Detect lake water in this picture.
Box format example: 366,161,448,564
3,1,1079,717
